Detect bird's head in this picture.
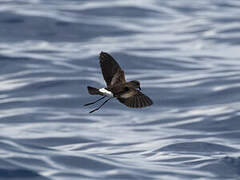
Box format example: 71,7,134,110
129,80,141,90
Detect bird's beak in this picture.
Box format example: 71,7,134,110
139,87,141,90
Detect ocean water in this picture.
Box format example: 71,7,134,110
0,0,240,179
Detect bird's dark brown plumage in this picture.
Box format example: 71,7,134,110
99,52,125,86
99,52,153,108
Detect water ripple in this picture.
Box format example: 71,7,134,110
0,0,240,179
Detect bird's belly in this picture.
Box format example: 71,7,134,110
99,88,114,97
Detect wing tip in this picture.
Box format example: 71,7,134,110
100,51,105,55
99,51,109,60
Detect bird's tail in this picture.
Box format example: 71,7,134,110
87,86,101,95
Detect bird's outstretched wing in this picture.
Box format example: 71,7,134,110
117,89,153,108
99,52,126,86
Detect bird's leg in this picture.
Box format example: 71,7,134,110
89,97,112,113
84,96,106,106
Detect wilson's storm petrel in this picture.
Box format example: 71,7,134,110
84,52,153,113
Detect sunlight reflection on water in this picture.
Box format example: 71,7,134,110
0,0,240,179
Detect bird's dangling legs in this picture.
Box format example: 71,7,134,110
89,97,112,113
84,96,106,106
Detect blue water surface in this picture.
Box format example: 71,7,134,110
0,0,240,179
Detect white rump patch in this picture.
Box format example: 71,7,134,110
99,88,114,97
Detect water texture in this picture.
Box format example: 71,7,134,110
0,0,240,179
